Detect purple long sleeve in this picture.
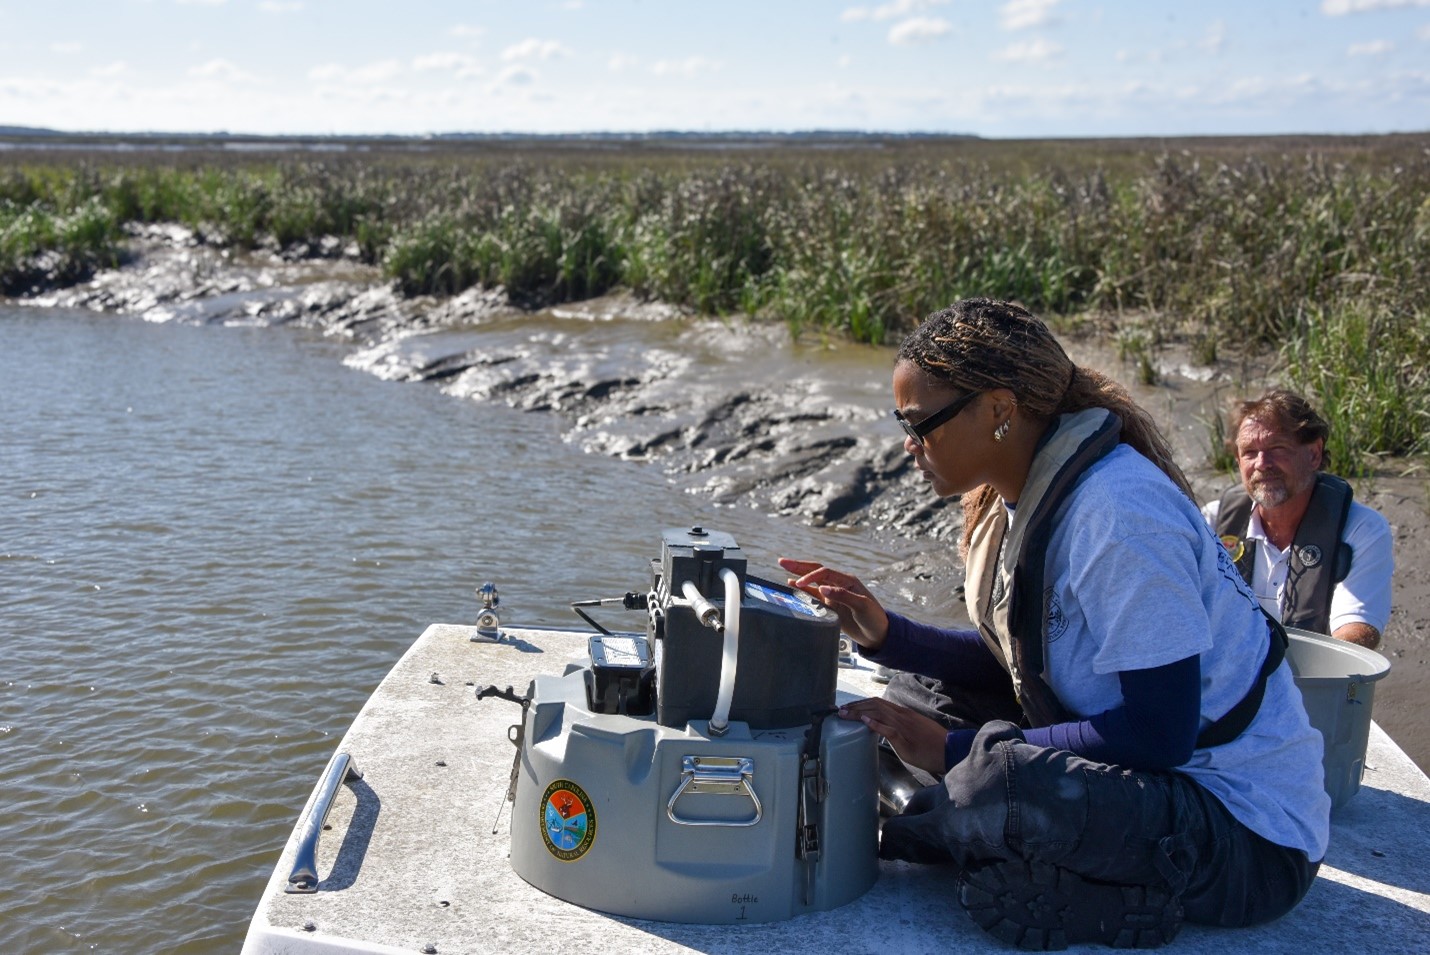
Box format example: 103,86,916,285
866,611,1201,772
942,654,1202,771
863,611,1011,688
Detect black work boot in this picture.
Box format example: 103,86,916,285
958,859,1183,950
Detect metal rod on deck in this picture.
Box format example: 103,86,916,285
285,751,363,894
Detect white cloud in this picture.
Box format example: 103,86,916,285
981,81,1095,108
1201,19,1228,54
174,0,228,5
0,76,62,102
51,42,84,54
1348,39,1395,54
449,24,485,41
993,38,1064,62
841,0,948,24
651,56,722,77
889,17,952,44
494,65,537,88
91,62,128,77
412,52,482,78
1000,0,1061,32
258,1,303,12
310,84,406,108
308,59,402,84
607,53,640,72
501,38,569,62
1322,0,1430,14
189,59,260,83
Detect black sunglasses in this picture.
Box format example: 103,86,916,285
893,390,979,447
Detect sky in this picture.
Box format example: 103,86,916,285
1,0,1427,139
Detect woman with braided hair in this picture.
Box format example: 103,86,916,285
780,299,1328,950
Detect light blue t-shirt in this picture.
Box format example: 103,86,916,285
1034,444,1330,860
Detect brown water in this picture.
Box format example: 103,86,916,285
0,307,914,953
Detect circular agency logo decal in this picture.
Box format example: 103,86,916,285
540,779,596,862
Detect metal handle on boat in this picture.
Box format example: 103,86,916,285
285,751,363,894
666,755,762,827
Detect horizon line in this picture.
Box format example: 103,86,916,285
4,125,1429,143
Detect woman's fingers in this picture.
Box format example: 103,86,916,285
778,557,888,651
778,557,862,594
838,698,946,775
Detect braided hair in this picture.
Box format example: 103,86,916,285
897,298,1194,559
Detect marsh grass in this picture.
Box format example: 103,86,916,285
1283,300,1430,475
1200,391,1240,478
2,135,1427,464
0,194,123,294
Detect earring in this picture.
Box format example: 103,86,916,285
994,420,1011,442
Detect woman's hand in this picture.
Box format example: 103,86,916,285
837,697,948,777
777,557,890,652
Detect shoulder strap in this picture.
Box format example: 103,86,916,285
1008,414,1123,728
1215,484,1254,537
1284,473,1355,630
1319,471,1356,588
1195,612,1288,748
1215,485,1257,586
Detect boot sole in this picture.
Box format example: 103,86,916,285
958,859,1182,950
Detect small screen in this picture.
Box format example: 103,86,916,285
744,576,827,618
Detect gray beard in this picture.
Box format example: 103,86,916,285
1248,470,1315,511
1248,480,1290,509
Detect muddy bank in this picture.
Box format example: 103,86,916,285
17,226,1429,774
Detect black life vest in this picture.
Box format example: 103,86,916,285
995,413,1286,749
1214,473,1354,634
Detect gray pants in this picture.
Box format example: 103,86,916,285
880,674,1318,927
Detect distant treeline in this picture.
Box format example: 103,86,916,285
2,136,1427,467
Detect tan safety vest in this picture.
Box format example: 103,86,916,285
963,409,1121,728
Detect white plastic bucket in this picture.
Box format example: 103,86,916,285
1285,628,1392,809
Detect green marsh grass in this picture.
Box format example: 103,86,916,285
1283,300,1430,474
2,135,1427,464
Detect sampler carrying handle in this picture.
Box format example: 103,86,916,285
666,755,762,827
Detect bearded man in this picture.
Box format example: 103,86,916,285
1202,390,1392,649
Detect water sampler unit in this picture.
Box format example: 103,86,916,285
480,527,879,924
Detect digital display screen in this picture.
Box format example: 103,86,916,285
744,576,828,618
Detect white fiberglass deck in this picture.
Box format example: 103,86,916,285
242,624,1430,955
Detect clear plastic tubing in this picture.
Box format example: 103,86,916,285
708,568,742,736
